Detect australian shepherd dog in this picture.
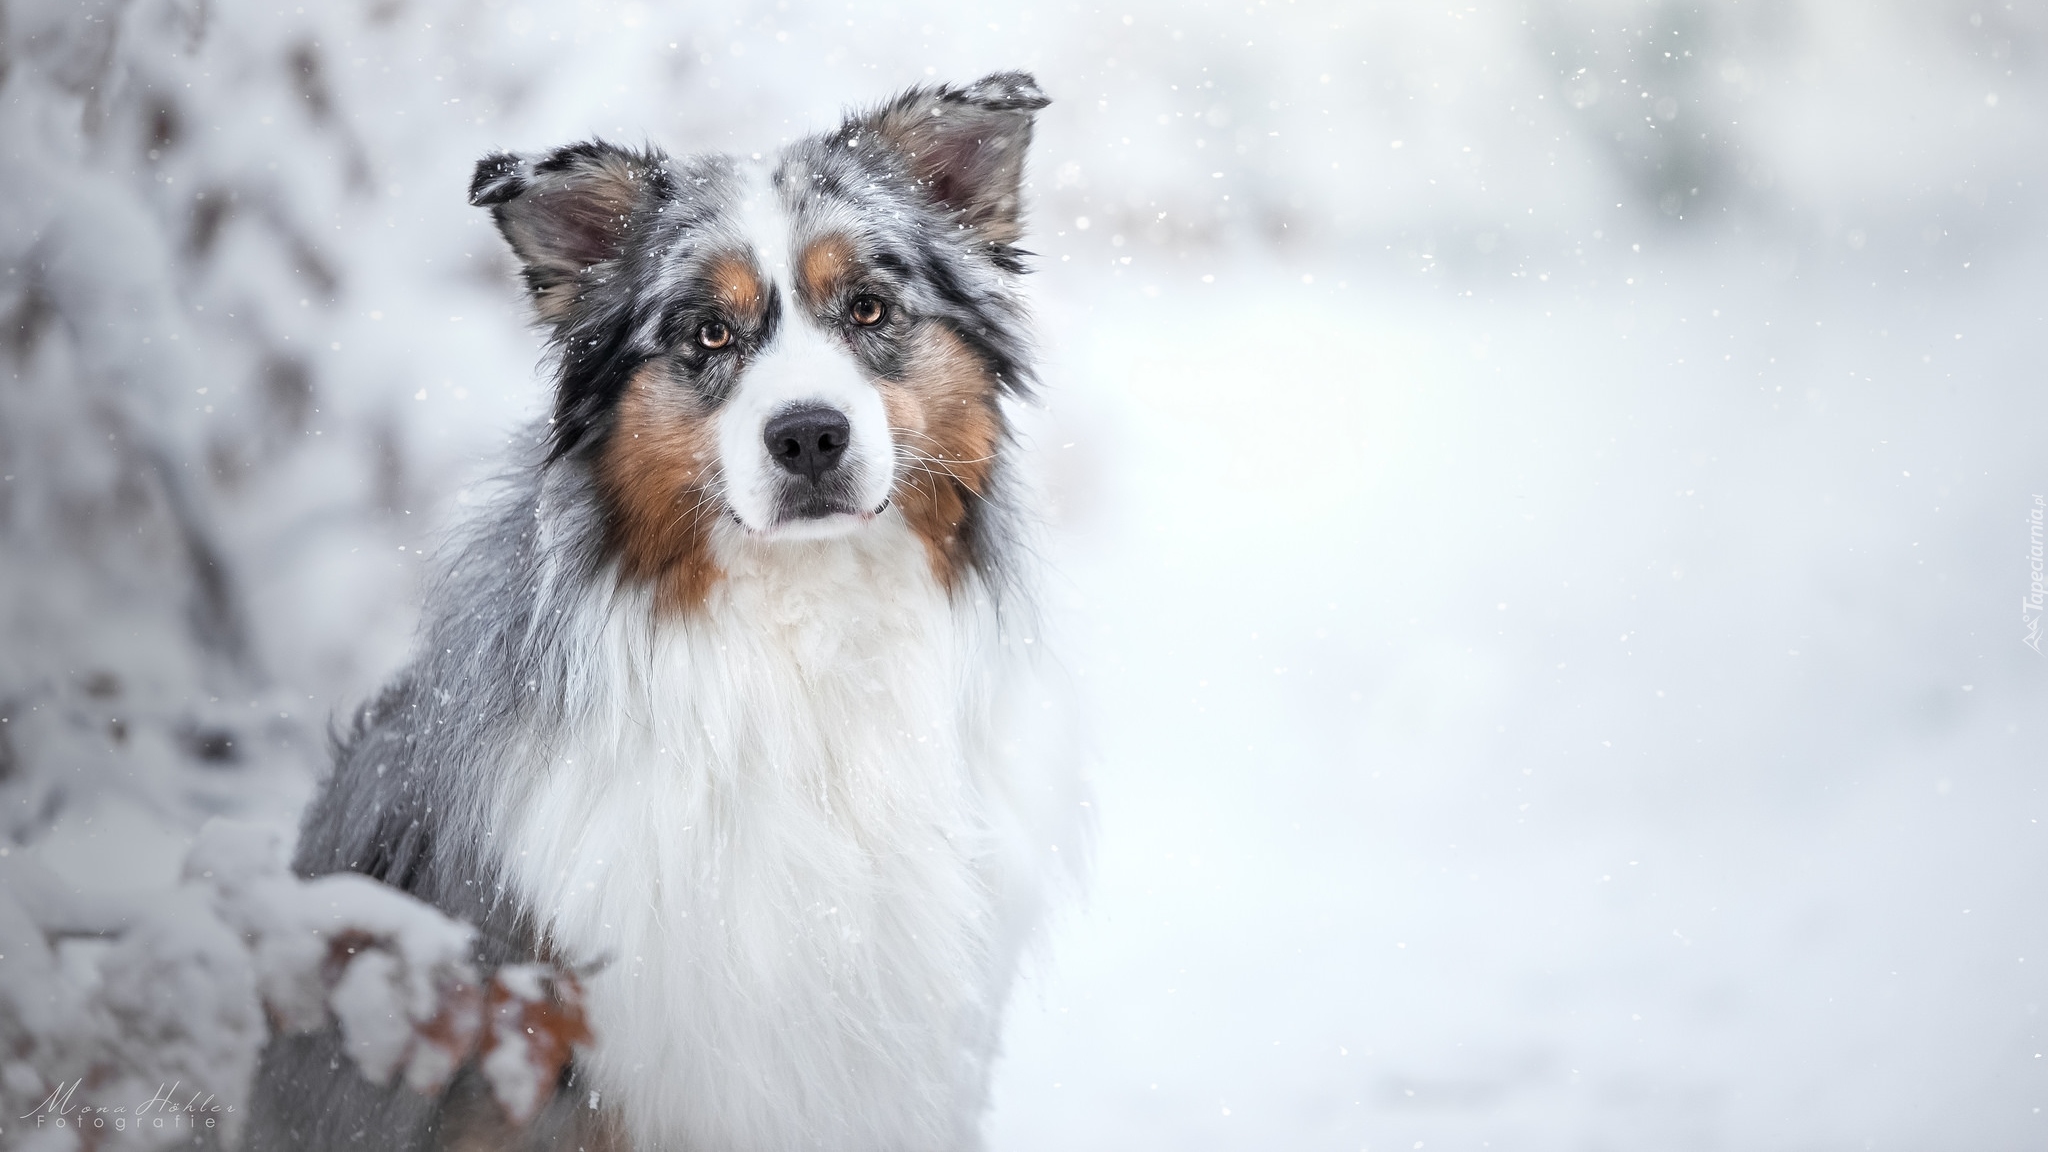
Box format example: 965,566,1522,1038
247,72,1081,1151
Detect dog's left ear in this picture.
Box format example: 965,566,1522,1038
853,71,1050,247
469,141,668,325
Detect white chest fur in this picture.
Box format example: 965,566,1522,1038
491,516,1027,1151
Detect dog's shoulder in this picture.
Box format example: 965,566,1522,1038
294,460,574,944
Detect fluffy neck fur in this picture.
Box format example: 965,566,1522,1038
489,511,1011,1151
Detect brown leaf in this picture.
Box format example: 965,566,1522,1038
404,974,484,1094
478,967,593,1123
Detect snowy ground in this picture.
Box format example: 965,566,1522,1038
6,0,2045,1147
988,248,2048,1149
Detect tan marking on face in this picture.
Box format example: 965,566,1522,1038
797,234,857,306
704,251,767,322
875,325,1004,590
596,363,724,614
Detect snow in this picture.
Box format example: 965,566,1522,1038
992,266,2048,1148
92,888,263,1148
330,950,415,1086
480,964,593,1125
0,818,582,1146
2,0,2043,1148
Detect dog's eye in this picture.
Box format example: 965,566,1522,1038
849,295,887,327
698,321,731,350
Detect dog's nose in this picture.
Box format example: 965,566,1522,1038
763,406,851,483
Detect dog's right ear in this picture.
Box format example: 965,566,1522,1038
470,141,667,325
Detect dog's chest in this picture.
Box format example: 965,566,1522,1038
493,526,1001,1149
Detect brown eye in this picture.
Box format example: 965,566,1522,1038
698,321,731,350
849,295,887,327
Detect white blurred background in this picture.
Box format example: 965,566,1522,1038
2,0,2044,1147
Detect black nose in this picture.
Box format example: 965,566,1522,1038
763,406,851,483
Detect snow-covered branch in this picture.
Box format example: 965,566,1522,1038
0,822,589,1149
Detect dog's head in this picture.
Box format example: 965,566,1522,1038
470,72,1046,609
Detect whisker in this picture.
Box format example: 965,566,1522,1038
889,444,992,502
664,481,727,536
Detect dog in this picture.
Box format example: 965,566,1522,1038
246,71,1080,1151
